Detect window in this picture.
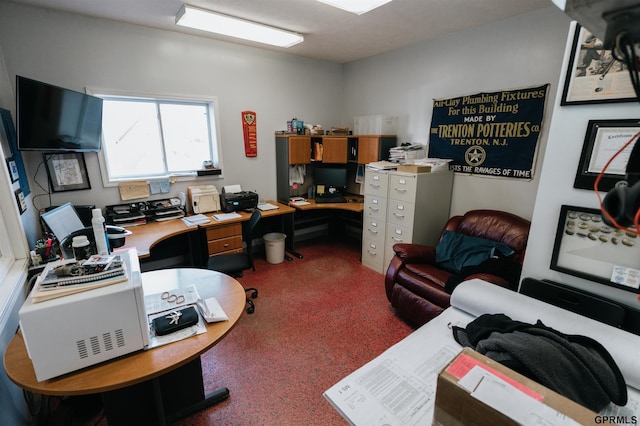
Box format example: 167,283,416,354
93,91,222,184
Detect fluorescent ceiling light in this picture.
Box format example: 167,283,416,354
176,5,303,48
316,0,393,15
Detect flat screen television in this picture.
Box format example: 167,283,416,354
16,75,103,152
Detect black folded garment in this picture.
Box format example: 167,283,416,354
452,313,627,412
153,306,199,336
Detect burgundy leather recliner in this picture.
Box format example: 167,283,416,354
384,209,531,327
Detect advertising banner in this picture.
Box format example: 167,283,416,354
428,85,548,179
242,110,257,157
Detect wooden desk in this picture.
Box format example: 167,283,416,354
289,197,365,213
288,196,364,242
120,200,298,261
4,268,246,425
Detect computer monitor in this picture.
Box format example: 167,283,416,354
40,202,86,243
314,166,348,192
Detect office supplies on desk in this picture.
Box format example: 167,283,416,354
257,202,279,211
213,212,242,221
197,297,229,323
182,214,211,226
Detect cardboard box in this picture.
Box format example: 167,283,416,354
433,348,597,426
397,164,433,173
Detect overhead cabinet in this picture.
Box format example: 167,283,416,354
275,134,397,203
276,134,396,165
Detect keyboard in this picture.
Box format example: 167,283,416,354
315,196,347,203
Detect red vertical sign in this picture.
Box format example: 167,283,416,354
242,111,257,157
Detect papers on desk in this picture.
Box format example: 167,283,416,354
324,309,467,425
366,160,398,170
290,200,310,206
325,280,640,425
212,212,242,221
182,214,211,226
257,202,279,211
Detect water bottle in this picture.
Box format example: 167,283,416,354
92,208,110,255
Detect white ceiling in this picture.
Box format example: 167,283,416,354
8,0,554,63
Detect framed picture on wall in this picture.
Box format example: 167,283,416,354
561,24,637,105
574,119,640,191
6,157,19,183
44,152,92,192
550,204,640,293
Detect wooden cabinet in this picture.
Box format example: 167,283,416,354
357,136,396,164
276,134,397,203
361,169,454,273
205,222,243,256
321,137,348,163
287,136,311,164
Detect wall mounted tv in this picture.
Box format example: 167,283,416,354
16,75,103,152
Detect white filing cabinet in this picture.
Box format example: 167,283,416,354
361,169,390,273
361,168,453,274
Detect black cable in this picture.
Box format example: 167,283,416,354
612,32,640,101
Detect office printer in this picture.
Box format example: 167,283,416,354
188,184,220,214
220,185,258,212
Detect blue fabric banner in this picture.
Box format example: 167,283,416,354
427,85,549,179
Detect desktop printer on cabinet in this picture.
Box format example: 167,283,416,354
220,185,258,212
18,249,150,381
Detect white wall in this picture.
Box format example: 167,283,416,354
343,7,572,219
0,2,345,242
521,21,640,311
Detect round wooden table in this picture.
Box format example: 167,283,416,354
4,268,246,424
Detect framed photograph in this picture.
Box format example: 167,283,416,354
44,152,91,192
561,24,637,105
550,204,640,293
574,119,640,191
6,157,19,183
14,188,26,214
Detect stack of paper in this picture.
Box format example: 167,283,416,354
257,203,279,211
366,160,398,170
213,212,242,221
182,214,211,226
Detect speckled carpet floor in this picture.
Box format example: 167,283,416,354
44,237,414,425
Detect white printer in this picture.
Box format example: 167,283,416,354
19,249,150,381
188,184,220,214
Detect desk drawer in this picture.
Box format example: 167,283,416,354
205,223,242,240
208,235,243,255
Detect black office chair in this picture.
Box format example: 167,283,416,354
207,209,261,313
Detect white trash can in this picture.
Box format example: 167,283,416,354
263,233,286,264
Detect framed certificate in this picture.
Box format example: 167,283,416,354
574,119,640,191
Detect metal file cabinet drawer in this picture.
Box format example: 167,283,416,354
364,196,387,219
364,169,389,197
389,173,418,203
362,217,386,247
387,200,416,227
